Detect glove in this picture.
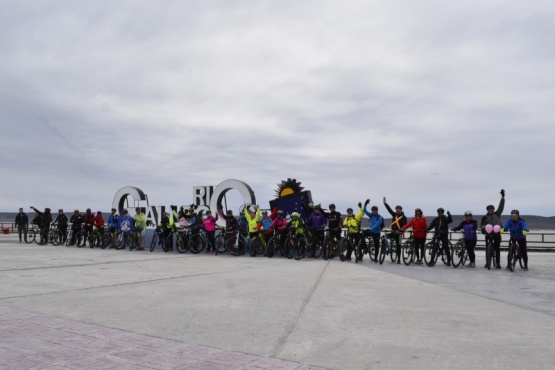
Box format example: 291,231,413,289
523,230,528,235
500,189,505,197
357,202,362,208
500,228,505,233
364,199,370,206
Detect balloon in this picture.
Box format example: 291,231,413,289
485,224,493,233
493,225,501,233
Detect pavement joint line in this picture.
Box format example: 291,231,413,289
271,259,331,357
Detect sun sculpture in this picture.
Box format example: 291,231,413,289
269,179,313,220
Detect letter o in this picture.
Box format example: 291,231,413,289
209,179,256,226
112,186,148,214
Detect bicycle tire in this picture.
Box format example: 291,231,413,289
225,235,237,255
311,238,323,259
189,234,205,254
367,238,376,262
518,256,525,269
162,234,172,253
215,235,227,254
424,242,437,267
322,237,333,260
250,238,260,257
441,241,452,266
485,241,494,269
101,233,111,249
354,241,363,263
379,238,386,264
294,236,307,260
176,233,189,253
339,238,350,261
267,237,277,258
76,231,85,247
509,243,516,272
284,236,296,259
451,242,463,268
390,242,398,263
48,229,58,245
25,229,36,244
402,240,413,266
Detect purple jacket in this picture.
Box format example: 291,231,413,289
307,213,327,229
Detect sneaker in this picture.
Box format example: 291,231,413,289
505,266,511,271
446,262,451,267
523,266,528,271
496,265,501,269
469,262,475,268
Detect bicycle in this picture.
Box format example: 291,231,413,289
24,225,39,244
322,228,341,260
401,231,417,266
377,232,390,265
149,226,170,252
338,229,365,263
284,230,308,260
423,233,452,267
188,227,207,254
89,227,104,249
483,225,499,270
382,231,400,263
114,228,139,250
249,230,267,257
361,230,377,262
507,237,525,272
267,229,287,258
214,227,238,255
451,233,469,268
305,227,324,259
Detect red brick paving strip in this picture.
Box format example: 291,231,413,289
0,306,329,370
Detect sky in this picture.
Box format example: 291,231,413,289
1,0,554,217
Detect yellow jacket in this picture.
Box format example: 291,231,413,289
343,207,363,234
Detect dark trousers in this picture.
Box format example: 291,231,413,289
17,225,28,242
465,239,476,263
508,238,528,266
369,232,381,260
346,233,361,258
438,234,451,263
486,234,502,266
415,237,426,260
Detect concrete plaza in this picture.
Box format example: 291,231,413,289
1,234,554,369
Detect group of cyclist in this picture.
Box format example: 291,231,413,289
16,188,529,270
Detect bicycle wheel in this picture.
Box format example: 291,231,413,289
390,242,398,263
322,237,333,260
267,237,277,258
508,243,515,272
461,248,468,266
189,234,205,254
378,238,386,264
101,233,111,249
451,242,463,268
294,236,307,260
24,229,36,244
441,241,452,265
311,238,323,259
76,231,85,247
339,238,350,261
284,236,296,259
354,242,363,263
250,238,260,257
65,230,73,246
424,242,437,267
215,235,227,254
176,234,189,253
485,241,493,269
225,235,238,256
402,240,413,266
367,238,376,262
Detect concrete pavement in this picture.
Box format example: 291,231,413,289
1,234,554,369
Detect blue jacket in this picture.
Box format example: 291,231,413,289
108,214,119,228
364,205,384,233
504,218,528,240
118,215,135,232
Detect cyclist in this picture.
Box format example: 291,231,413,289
158,211,174,249
82,209,94,247
69,210,83,246
177,209,189,229
117,209,135,249
15,208,29,243
271,210,288,254
203,210,218,254
383,197,407,264
107,209,119,247
287,212,305,258
503,210,529,271
220,209,237,234
322,203,343,248
52,209,69,245
30,206,52,245
93,211,105,234
451,211,478,268
244,204,261,246
134,208,146,251
401,208,428,265
480,189,505,269
307,204,327,256
363,199,385,263
257,208,277,245
426,208,453,266
342,203,364,261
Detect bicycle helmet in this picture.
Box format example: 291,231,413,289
74,209,79,214
464,211,472,217
291,212,299,218
346,208,353,213
58,209,64,213
97,211,102,215
329,204,336,209
277,210,284,215
437,207,444,213
511,209,520,216
371,206,378,211
395,205,402,210
486,204,495,210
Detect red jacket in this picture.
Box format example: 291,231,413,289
402,217,427,238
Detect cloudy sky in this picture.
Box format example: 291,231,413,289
1,0,554,216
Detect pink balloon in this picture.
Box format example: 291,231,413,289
493,225,501,233
485,224,493,233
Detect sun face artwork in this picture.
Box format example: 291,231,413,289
269,179,313,220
